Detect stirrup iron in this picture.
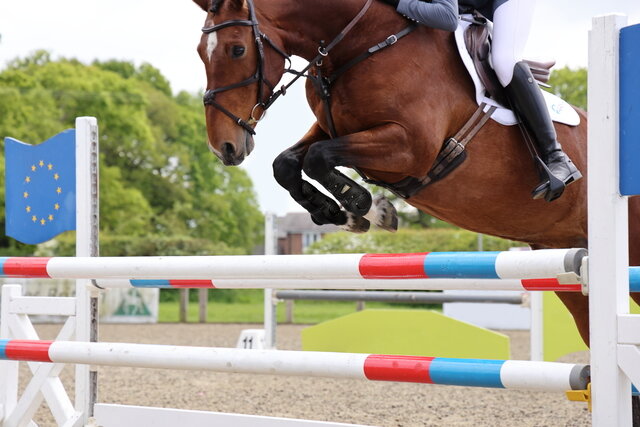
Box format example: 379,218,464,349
531,156,570,202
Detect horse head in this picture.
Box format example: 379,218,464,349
193,0,287,165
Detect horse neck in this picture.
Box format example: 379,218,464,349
256,0,404,61
256,0,476,134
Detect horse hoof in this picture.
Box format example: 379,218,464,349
364,196,398,232
340,213,370,233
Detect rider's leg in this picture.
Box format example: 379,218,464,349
492,0,582,202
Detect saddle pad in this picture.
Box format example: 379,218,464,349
454,19,580,127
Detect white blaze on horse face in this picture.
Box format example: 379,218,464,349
207,33,218,61
206,18,218,61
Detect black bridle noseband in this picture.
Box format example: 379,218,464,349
201,0,289,135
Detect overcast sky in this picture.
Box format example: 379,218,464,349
2,1,639,214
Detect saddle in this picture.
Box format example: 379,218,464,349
463,12,555,109
417,13,558,191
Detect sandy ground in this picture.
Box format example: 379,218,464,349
20,323,592,427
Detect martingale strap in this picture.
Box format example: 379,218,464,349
312,24,418,139
327,24,418,85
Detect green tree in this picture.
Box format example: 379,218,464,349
306,228,522,254
0,52,263,255
547,66,587,110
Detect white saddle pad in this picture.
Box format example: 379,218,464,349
454,19,580,127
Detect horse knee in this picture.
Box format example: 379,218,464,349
273,151,301,188
302,144,328,179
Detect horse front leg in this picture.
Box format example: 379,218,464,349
302,124,410,232
272,123,370,232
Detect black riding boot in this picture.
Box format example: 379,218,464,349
505,61,582,202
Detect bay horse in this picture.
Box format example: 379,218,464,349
190,0,640,347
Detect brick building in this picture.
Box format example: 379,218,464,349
276,212,340,254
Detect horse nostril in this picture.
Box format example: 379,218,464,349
221,142,235,156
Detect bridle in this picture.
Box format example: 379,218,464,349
201,0,289,135
200,0,375,136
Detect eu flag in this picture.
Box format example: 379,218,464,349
5,130,76,244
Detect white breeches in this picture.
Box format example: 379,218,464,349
491,0,536,86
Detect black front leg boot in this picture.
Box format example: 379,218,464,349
505,61,582,202
300,181,348,226
321,170,373,217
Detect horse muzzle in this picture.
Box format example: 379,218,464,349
214,131,255,166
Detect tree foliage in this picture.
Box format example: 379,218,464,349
306,228,522,254
0,51,263,255
547,66,587,110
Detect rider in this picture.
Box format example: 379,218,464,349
380,0,582,202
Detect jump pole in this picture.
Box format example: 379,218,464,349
0,249,585,280
0,339,590,393
92,277,581,290
271,290,524,304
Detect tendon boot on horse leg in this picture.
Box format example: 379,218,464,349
305,165,374,233
302,143,398,232
299,181,361,228
272,148,362,230
505,61,582,202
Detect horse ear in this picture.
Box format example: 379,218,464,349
193,0,210,12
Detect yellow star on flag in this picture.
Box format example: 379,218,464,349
31,165,36,171
54,173,59,180
23,192,29,198
25,176,31,183
39,160,44,167
48,214,54,221
40,218,46,225
48,163,53,170
32,216,37,222
56,187,62,194
54,203,60,210
26,206,31,213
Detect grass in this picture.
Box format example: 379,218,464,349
158,300,440,323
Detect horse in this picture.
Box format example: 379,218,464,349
190,0,640,348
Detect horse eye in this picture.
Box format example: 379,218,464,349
231,45,246,58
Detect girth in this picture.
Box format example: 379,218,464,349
354,103,497,199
